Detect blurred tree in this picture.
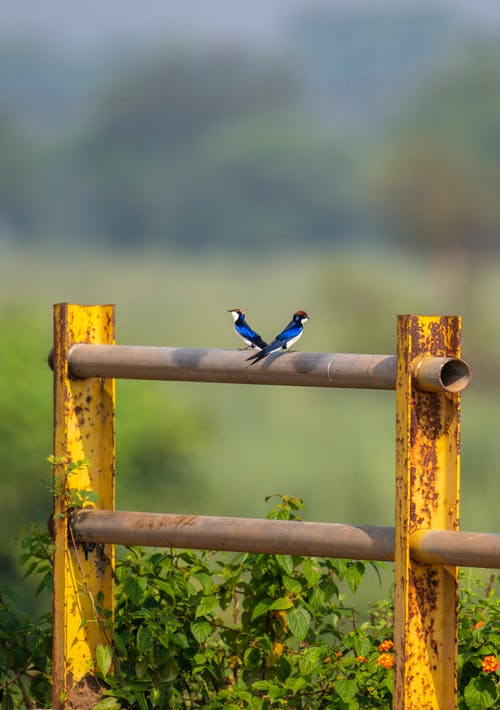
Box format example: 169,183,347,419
377,46,500,254
54,48,362,248
287,4,458,126
161,116,360,248
60,48,300,244
0,113,43,239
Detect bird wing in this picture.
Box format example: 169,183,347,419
237,321,267,349
276,320,302,343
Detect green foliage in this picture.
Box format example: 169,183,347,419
100,496,391,708
1,504,500,708
378,46,500,252
0,526,53,709
458,573,500,710
0,310,52,604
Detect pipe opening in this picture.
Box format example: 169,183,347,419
440,359,472,393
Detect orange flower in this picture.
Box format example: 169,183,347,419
482,655,499,673
377,653,394,669
357,656,367,663
378,640,394,652
336,651,343,658
472,620,484,630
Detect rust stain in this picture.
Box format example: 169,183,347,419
395,315,460,708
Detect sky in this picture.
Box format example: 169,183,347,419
1,0,499,50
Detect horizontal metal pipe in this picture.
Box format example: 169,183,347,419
412,356,471,393
71,509,395,561
72,511,500,568
411,529,500,569
59,344,471,392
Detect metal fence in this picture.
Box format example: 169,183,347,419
50,303,500,709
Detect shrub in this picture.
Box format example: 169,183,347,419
1,497,499,709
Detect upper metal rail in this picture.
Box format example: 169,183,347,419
53,344,471,393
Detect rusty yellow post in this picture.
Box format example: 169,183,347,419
394,315,461,709
52,304,115,709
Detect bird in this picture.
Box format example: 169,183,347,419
246,310,310,365
228,308,268,350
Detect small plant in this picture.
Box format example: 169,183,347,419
0,525,53,709
47,455,99,514
457,571,500,710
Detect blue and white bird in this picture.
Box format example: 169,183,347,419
228,308,267,350
246,310,310,365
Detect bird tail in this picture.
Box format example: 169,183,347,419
246,350,263,364
253,334,268,350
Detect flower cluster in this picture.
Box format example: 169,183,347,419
377,653,394,669
481,655,499,674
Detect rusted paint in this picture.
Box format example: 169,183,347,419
394,316,460,709
52,304,115,709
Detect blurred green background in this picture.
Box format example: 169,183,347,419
1,1,500,611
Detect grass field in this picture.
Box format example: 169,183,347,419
1,245,499,606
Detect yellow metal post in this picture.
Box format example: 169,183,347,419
394,315,461,709
52,304,115,708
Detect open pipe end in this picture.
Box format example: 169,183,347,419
412,356,472,393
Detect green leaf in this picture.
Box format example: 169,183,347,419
252,680,272,691
282,575,303,595
269,597,294,611
196,595,217,618
154,579,175,597
123,575,147,604
335,679,359,703
352,634,372,658
298,647,322,675
276,555,294,575
162,657,179,682
303,558,322,587
464,676,496,710
286,606,311,641
344,562,365,594
191,619,212,643
287,676,307,692
135,692,149,710
136,624,154,653
251,598,272,621
193,571,213,594
93,698,122,710
96,643,113,677
150,687,161,707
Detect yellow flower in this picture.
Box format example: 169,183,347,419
482,655,498,673
377,653,394,669
272,642,284,659
378,639,394,652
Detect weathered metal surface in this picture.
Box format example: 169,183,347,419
70,509,500,570
71,509,395,560
394,316,460,710
411,529,500,568
61,343,471,393
52,304,115,709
